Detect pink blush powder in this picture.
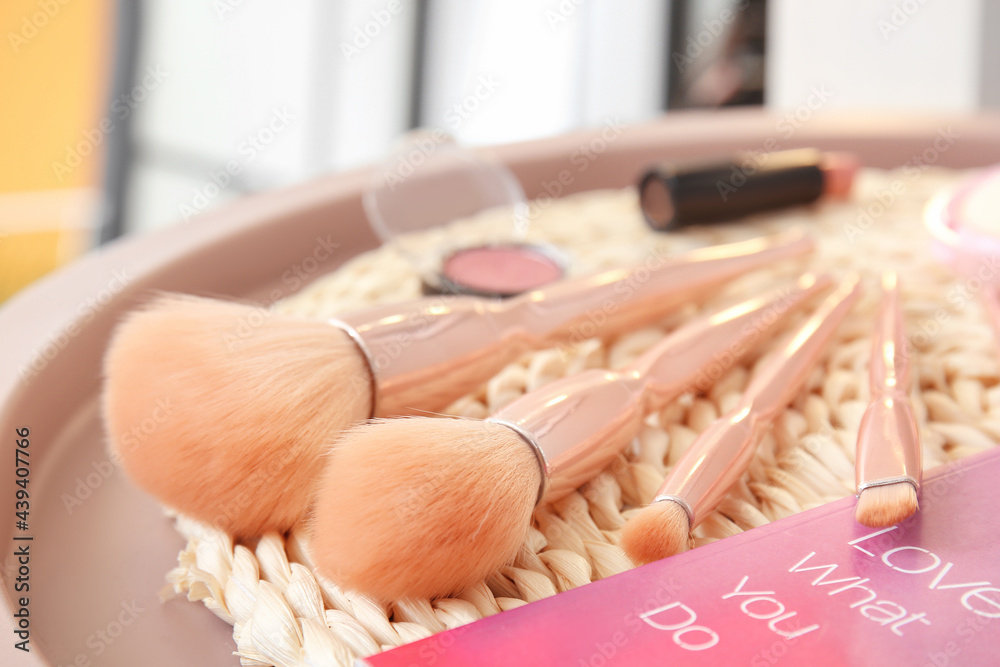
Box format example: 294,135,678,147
441,245,564,295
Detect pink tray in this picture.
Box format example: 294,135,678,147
2,109,999,666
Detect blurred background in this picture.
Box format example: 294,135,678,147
1,0,997,302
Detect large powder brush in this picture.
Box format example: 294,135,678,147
103,231,811,538
311,273,831,600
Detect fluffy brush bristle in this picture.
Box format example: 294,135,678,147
855,483,918,527
622,501,691,565
310,417,542,601
102,293,372,538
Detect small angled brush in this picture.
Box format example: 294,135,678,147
103,231,811,537
623,274,861,565
311,273,831,600
854,271,921,527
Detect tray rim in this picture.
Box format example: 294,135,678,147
2,108,1000,667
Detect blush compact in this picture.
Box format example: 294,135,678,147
363,131,567,298
430,243,566,298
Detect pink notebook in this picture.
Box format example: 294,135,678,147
362,449,1000,666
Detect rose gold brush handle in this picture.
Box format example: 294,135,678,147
336,230,814,417
497,229,814,343
653,275,861,528
867,272,909,396
489,273,830,505
855,272,921,492
631,273,833,410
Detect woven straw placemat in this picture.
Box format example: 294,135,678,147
164,166,1000,666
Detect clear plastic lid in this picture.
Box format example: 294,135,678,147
363,131,530,266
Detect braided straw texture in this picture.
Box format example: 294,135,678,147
165,167,1000,666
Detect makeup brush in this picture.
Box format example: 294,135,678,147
622,275,861,565
103,231,812,537
311,273,831,600
854,272,921,527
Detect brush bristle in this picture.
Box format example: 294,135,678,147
310,417,541,601
855,483,918,527
102,293,372,538
622,501,691,565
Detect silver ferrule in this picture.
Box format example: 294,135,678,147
490,418,549,506
856,476,920,496
651,494,695,528
328,318,379,419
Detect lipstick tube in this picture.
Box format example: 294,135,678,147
639,149,858,231
487,273,831,504
333,230,813,417
855,272,921,495
650,275,861,528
